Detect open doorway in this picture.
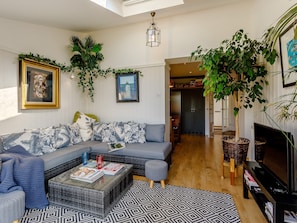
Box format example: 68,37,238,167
166,57,207,140
165,57,235,140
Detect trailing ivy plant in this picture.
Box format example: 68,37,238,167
19,36,141,102
68,36,110,101
18,53,70,71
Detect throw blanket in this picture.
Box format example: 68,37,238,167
0,145,48,209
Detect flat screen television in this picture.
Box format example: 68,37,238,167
254,122,296,195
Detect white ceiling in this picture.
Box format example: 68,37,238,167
0,0,243,32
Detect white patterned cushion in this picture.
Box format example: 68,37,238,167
55,125,72,149
2,130,43,156
76,112,96,141
39,126,57,154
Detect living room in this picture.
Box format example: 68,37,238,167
0,0,297,222
0,0,295,142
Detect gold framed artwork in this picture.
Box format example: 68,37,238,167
20,59,60,109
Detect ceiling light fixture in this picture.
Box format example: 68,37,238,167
146,12,161,47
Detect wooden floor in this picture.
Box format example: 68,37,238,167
134,134,267,223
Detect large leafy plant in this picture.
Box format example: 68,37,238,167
69,36,110,102
191,29,277,142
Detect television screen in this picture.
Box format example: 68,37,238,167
254,123,289,186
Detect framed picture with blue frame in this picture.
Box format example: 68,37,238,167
116,72,139,102
279,19,297,88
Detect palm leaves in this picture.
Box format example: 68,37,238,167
69,36,108,101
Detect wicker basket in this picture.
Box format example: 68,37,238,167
222,136,250,166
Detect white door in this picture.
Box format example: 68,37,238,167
214,99,222,127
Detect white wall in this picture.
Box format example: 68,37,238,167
0,0,295,143
0,18,86,134
88,0,255,138
248,0,297,159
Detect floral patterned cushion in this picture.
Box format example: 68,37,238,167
39,126,57,154
55,125,72,149
66,123,83,145
123,122,146,143
93,121,146,143
93,122,121,143
1,130,43,156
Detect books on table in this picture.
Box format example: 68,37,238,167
107,142,125,152
70,167,104,183
102,163,125,175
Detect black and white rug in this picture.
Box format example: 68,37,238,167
21,180,241,223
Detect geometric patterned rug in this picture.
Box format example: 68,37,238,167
20,180,241,223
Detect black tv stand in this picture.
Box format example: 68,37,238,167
243,161,297,223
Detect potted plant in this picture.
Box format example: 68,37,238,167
191,29,277,182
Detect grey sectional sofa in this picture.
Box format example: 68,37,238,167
0,119,172,222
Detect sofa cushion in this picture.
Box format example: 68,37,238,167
55,125,71,149
73,111,99,123
39,126,57,154
89,141,171,160
66,123,83,145
41,142,92,171
145,124,165,142
76,112,96,141
93,121,146,144
93,122,121,143
0,190,25,223
1,131,43,156
123,142,171,160
87,141,110,154
123,122,146,143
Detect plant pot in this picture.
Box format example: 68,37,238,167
222,136,250,166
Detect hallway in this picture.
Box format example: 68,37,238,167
135,134,266,223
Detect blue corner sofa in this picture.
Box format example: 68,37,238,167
0,119,172,223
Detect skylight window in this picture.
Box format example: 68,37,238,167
90,0,107,7
89,0,184,17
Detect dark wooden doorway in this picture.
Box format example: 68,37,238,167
181,89,205,134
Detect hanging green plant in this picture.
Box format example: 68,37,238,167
68,36,111,101
19,36,142,102
18,53,70,71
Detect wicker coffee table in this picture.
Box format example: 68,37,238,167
48,162,133,218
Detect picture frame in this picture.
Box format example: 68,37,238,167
20,59,60,109
279,19,297,88
116,72,139,102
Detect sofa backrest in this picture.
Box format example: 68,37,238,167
145,124,165,142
